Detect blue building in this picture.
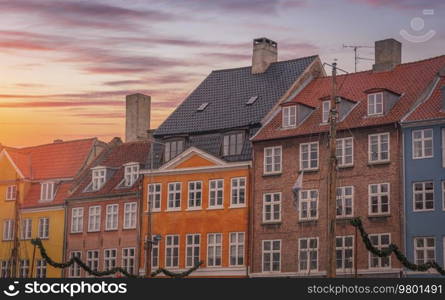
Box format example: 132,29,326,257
402,74,445,276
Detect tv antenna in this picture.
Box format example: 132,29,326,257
343,44,374,72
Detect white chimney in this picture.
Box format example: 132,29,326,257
252,37,277,74
125,93,151,142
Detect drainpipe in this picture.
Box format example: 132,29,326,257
401,125,406,277
62,198,68,278
248,147,256,277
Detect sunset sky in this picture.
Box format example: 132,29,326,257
0,0,444,147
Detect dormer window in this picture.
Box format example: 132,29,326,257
197,103,209,111
223,132,244,156
322,100,331,123
282,105,297,128
165,140,184,162
124,163,139,186
40,182,55,201
367,93,383,116
92,167,106,191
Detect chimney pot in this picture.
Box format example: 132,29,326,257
125,93,151,142
373,38,402,72
252,37,277,74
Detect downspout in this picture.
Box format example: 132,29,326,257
248,147,256,277
401,125,407,277
62,198,68,278
136,180,143,276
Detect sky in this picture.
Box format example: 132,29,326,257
0,0,444,147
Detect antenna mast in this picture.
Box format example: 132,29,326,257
343,44,373,72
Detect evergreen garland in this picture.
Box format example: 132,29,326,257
350,217,445,275
31,239,202,278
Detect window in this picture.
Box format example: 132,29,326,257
21,219,32,240
92,167,106,191
165,140,184,162
19,259,29,278
300,142,319,171
262,240,281,272
264,146,282,174
299,190,318,221
69,251,82,277
336,186,354,218
124,202,137,229
413,182,434,211
71,207,84,233
414,237,435,265
0,261,10,278
369,183,390,215
6,185,17,201
299,238,318,272
88,206,101,232
167,182,181,211
186,234,200,267
369,133,390,163
188,181,202,209
246,95,258,105
122,248,135,274
209,179,224,208
369,233,391,269
36,259,47,278
367,92,383,116
229,232,245,266
124,163,139,186
283,105,297,128
197,102,209,111
151,235,159,269
104,249,117,271
231,177,246,207
223,133,244,156
336,137,354,167
263,192,281,223
38,217,49,239
40,182,55,201
322,100,331,123
87,250,99,275
336,236,353,271
105,204,118,230
148,183,161,212
165,235,179,268
3,219,13,241
412,129,433,159
207,233,222,267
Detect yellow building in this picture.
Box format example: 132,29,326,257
0,138,106,278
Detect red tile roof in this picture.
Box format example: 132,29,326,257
253,55,445,141
21,181,72,209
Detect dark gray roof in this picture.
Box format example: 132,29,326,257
154,55,318,137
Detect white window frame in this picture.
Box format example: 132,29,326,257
300,142,319,171
369,233,391,269
69,251,82,278
92,167,106,191
299,189,318,221
105,204,118,230
122,247,135,275
336,186,354,218
208,179,224,209
71,207,84,233
6,185,17,201
40,182,55,201
262,192,281,223
185,234,200,268
282,105,297,128
88,205,101,232
36,259,47,278
148,183,161,212
86,250,99,275
165,140,184,162
368,183,390,216
230,177,246,208
336,137,354,167
229,232,245,266
104,248,117,271
187,181,202,210
0,260,10,278
322,100,331,124
336,235,354,272
124,163,139,186
298,237,319,272
367,92,383,116
151,235,159,269
263,146,282,175
3,219,14,241
21,218,32,240
414,237,435,265
368,132,390,163
123,202,137,229
262,240,281,272
165,234,180,268
38,217,49,239
223,132,244,156
413,181,434,212
167,182,181,211
207,233,222,267
412,129,434,159
19,259,29,278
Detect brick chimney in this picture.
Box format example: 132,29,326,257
373,38,402,72
125,93,151,142
252,37,277,74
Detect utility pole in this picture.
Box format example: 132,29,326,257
10,178,20,278
327,62,338,278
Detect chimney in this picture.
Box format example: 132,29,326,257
125,93,151,142
441,86,445,111
373,38,402,72
252,37,277,74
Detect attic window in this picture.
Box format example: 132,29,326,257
223,132,244,156
40,182,55,202
322,101,331,123
367,93,383,116
92,167,106,191
124,163,139,187
246,96,258,105
197,102,209,111
282,105,297,128
165,140,184,162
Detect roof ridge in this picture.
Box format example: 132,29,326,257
20,137,97,150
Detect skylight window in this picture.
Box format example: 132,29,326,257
197,102,209,111
246,96,258,105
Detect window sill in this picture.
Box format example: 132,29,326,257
338,164,354,169
104,228,118,232
207,207,224,211
367,160,390,166
261,221,282,226
166,208,181,212
368,214,391,219
144,209,160,213
413,209,435,213
262,172,282,177
87,230,100,233
412,156,434,160
70,231,83,234
122,227,136,230
5,199,16,201
299,168,319,173
298,219,318,224
229,205,246,209
186,207,202,211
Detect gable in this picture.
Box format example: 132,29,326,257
0,150,25,180
174,154,218,169
159,147,226,170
